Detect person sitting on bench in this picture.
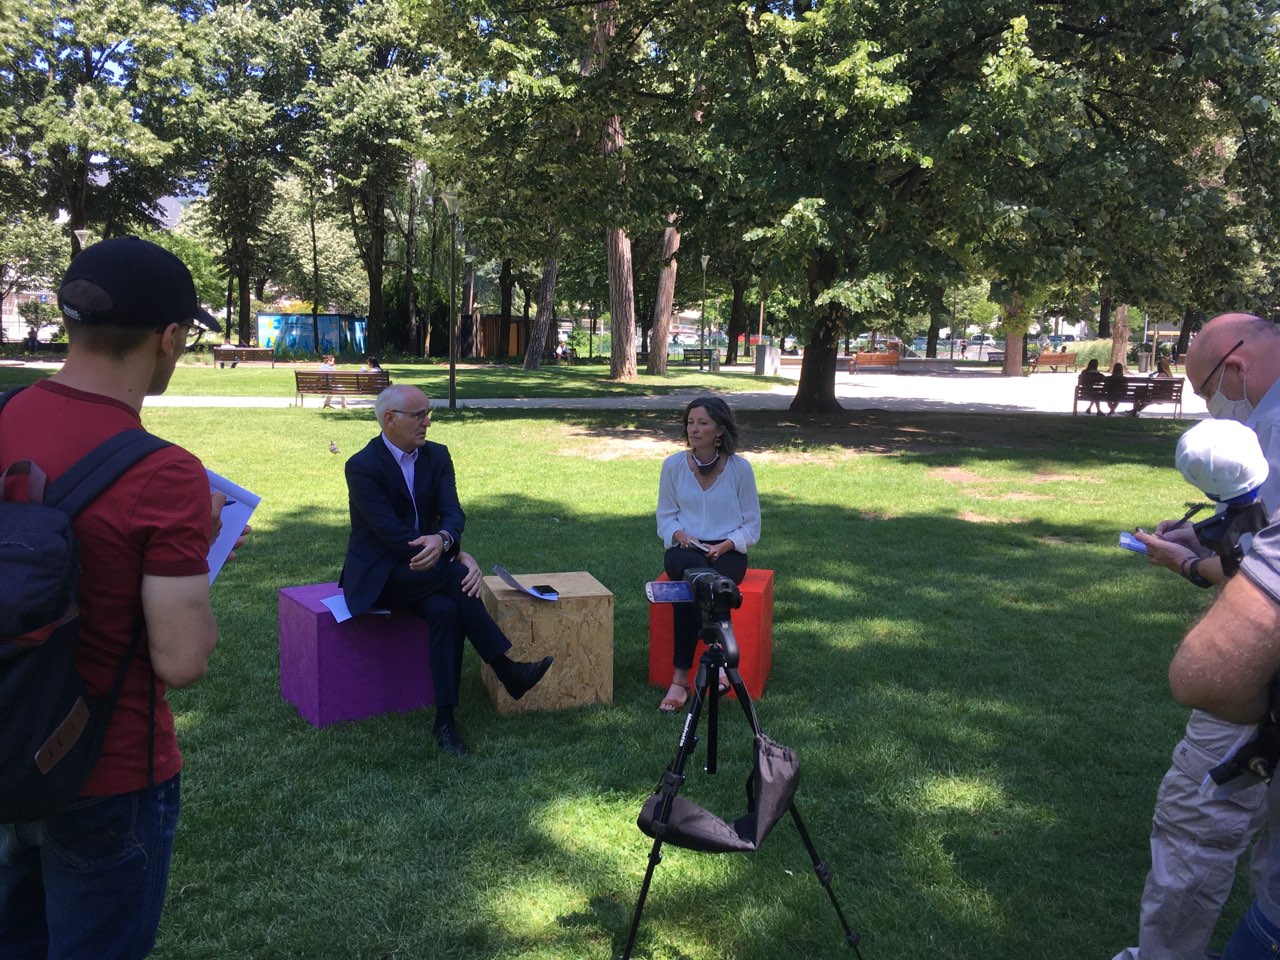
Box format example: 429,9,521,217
340,385,553,756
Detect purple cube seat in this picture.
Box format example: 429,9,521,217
279,582,433,728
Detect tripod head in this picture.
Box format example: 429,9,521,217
684,567,743,667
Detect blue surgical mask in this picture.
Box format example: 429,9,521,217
1208,368,1254,423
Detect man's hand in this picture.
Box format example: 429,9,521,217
210,490,226,546
1134,527,1201,573
408,533,445,571
458,550,482,597
209,490,251,562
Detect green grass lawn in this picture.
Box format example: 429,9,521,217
104,407,1223,960
0,360,792,399
27,397,1234,958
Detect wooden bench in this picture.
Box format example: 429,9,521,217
1074,376,1183,417
1030,350,1078,372
294,370,391,407
681,347,718,366
849,351,901,373
213,345,276,368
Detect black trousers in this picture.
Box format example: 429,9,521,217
663,544,748,670
379,557,511,707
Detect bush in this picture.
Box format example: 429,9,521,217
1074,338,1117,369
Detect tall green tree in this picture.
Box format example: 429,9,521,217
193,2,318,344
0,0,204,255
303,0,439,357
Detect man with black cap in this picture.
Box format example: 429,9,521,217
0,236,238,958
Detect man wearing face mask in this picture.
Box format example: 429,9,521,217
1112,313,1280,960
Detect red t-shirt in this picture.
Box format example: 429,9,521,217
0,380,211,795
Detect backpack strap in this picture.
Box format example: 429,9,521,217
46,430,173,517
0,385,26,414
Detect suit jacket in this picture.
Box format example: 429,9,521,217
340,435,465,616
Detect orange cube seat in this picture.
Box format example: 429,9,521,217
648,569,774,698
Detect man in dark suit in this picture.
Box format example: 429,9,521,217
341,384,552,756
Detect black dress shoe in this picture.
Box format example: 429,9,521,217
502,656,554,701
433,722,469,757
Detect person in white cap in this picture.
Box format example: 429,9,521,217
1112,315,1280,960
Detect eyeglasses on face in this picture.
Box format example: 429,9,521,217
390,408,431,422
1197,339,1245,396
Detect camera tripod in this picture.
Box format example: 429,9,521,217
621,617,864,959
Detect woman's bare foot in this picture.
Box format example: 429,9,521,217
659,680,690,712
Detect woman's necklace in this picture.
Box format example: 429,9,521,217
691,449,720,476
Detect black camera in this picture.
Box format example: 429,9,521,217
684,567,743,621
1193,500,1270,577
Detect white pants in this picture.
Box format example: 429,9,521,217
1113,710,1267,960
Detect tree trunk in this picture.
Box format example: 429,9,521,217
498,257,514,359
1176,306,1194,360
224,272,234,342
726,277,747,366
358,187,387,357
791,251,844,413
309,182,321,353
1111,303,1131,370
523,250,558,371
1001,295,1026,376
237,263,252,346
648,213,680,374
789,306,842,413
424,181,439,358
405,170,419,353
1097,285,1112,340
607,225,636,379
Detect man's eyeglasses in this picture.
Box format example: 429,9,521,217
1197,339,1245,396
391,408,431,422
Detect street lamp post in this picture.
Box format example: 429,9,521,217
699,254,710,372
441,190,460,410
586,273,596,360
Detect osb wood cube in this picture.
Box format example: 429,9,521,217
480,571,614,713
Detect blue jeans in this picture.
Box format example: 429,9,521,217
1224,899,1280,959
0,773,181,960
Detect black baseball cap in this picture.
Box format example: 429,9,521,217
58,236,221,333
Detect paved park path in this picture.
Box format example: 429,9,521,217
141,364,1207,418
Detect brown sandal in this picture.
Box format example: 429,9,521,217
659,681,690,713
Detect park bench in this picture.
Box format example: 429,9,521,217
294,370,391,407
681,347,718,366
214,345,276,368
1029,350,1078,372
1074,376,1183,417
848,351,901,373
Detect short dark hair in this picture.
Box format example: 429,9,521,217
680,395,740,455
64,317,157,360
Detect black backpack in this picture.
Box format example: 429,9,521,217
0,387,171,822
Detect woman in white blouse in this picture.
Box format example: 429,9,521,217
655,396,761,711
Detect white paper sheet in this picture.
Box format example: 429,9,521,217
206,469,260,584
492,564,558,600
320,594,390,623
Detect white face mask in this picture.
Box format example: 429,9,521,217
1207,367,1254,422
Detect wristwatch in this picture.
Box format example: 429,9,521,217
1187,558,1212,589
438,530,455,552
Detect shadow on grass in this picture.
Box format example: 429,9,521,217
164,411,1197,960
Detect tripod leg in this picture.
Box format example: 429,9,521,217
621,836,663,960
622,678,712,959
788,803,865,957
